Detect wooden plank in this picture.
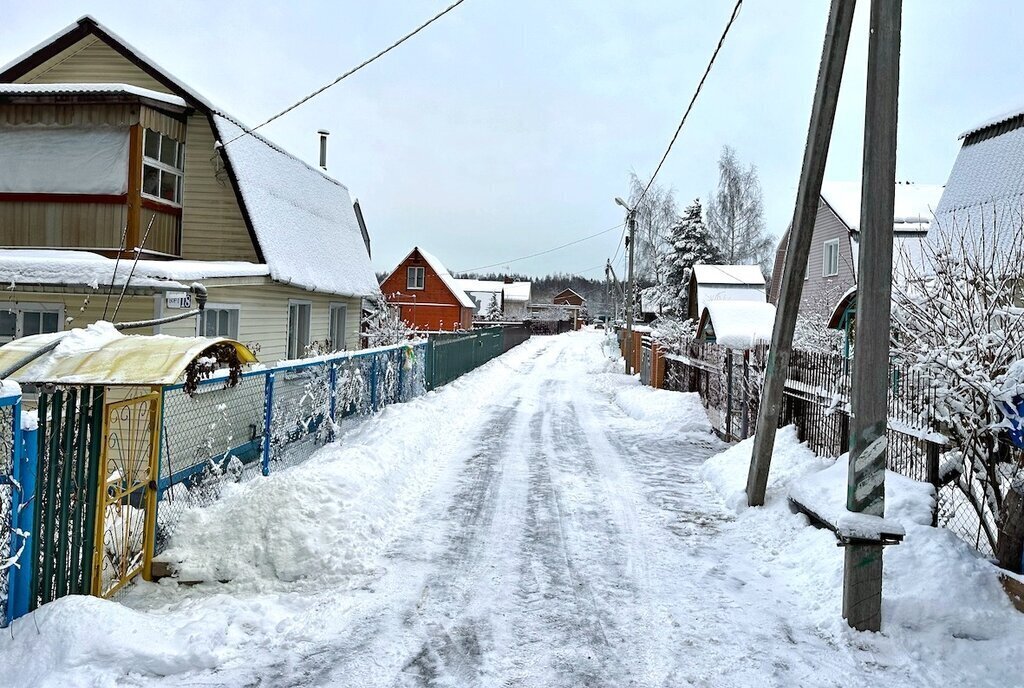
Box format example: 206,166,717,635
1000,574,1024,614
125,123,142,258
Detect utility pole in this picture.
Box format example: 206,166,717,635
843,0,901,633
745,0,856,506
616,198,637,375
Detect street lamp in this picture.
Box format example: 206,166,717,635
614,197,637,375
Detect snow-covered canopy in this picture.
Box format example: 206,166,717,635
821,181,945,234
0,82,187,108
697,301,776,350
0,249,269,290
212,115,377,298
0,321,257,385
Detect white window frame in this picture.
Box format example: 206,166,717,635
142,127,185,207
0,302,64,344
822,239,840,277
196,303,240,340
407,266,425,290
287,300,313,360
329,302,348,352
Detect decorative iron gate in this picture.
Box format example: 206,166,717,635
92,391,160,598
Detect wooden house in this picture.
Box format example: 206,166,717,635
0,16,377,360
767,181,943,320
380,248,475,331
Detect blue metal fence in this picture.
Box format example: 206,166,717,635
154,342,427,552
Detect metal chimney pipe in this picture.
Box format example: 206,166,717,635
317,129,330,170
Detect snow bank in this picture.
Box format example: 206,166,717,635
700,425,1024,681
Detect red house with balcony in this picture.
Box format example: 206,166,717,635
380,247,474,331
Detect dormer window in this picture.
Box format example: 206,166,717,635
142,128,184,205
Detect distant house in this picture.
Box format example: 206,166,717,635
528,288,587,330
687,265,766,321
0,15,376,360
380,248,475,331
452,278,533,321
553,288,586,309
768,181,943,320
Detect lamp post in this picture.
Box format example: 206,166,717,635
615,196,636,375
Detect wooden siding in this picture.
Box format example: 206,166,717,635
380,250,471,331
0,290,156,335
179,116,258,262
18,36,169,93
0,102,135,126
0,201,129,250
157,284,362,362
799,201,858,317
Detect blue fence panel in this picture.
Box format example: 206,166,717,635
153,342,428,553
0,387,33,627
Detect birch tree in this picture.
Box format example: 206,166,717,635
706,145,774,272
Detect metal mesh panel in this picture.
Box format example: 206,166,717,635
154,343,429,555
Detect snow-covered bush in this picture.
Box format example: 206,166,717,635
891,217,1024,562
362,294,413,348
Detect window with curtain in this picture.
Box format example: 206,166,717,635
287,302,312,359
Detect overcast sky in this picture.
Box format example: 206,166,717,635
4,1,1021,278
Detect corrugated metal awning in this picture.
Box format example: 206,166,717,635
0,327,257,386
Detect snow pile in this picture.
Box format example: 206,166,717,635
789,457,935,538
700,427,1024,681
612,385,712,434
0,378,20,399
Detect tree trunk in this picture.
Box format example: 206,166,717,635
996,481,1024,573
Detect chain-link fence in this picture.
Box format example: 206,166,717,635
154,342,427,553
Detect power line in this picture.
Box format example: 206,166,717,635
458,222,624,273
222,0,469,148
635,0,744,207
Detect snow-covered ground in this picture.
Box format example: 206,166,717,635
1,331,1022,687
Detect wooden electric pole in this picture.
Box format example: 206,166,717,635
746,0,856,506
843,0,901,633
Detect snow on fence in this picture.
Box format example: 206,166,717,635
154,342,427,553
649,338,1013,557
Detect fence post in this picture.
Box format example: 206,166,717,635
8,408,35,625
725,349,734,440
370,354,380,412
397,347,406,403
328,361,338,424
262,372,275,476
741,351,750,439
926,441,940,527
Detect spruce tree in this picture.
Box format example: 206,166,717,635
657,198,721,316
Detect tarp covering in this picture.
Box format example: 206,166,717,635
0,126,129,194
0,322,257,385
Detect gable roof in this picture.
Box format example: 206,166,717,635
821,181,944,234
386,248,476,309
553,287,585,302
0,16,377,298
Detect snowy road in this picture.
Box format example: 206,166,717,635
5,331,1019,687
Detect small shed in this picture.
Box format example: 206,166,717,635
697,301,776,350
688,265,766,321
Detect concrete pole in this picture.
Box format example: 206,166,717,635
746,0,857,506
843,0,901,633
624,212,637,375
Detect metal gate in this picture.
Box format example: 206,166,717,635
92,391,160,598
31,388,105,609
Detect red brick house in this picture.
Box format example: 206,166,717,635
380,247,475,331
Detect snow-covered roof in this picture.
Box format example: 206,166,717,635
694,285,767,323
930,120,1024,255
392,248,475,309
211,115,377,298
0,82,187,107
959,104,1024,140
0,249,269,290
691,264,765,286
452,279,532,304
821,181,944,233
697,301,776,350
